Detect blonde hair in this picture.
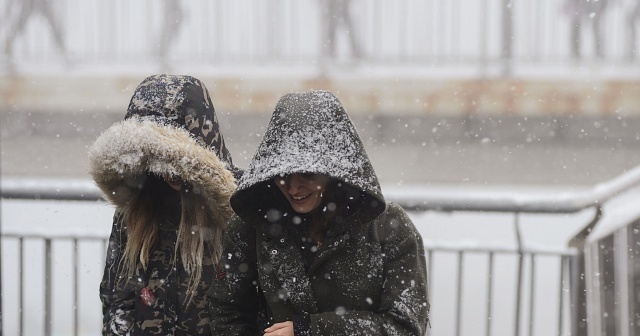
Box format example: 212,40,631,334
117,173,223,306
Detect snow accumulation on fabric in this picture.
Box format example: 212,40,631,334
238,90,381,200
127,75,190,122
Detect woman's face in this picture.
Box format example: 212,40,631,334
274,173,330,213
165,176,182,191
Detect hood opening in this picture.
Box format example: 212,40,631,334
231,176,385,227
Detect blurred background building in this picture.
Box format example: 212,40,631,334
2,1,640,335
1,0,640,186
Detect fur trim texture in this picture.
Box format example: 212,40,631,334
88,117,236,229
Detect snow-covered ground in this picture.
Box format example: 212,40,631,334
4,182,639,336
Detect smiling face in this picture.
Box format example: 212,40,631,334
274,173,331,213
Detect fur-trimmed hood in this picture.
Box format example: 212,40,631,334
88,75,237,227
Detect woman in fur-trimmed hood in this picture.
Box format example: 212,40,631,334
89,74,238,336
207,90,430,336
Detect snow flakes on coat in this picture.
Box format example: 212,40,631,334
208,90,430,336
91,74,237,336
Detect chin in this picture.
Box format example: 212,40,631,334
294,207,311,214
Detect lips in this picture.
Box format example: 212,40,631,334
290,193,311,203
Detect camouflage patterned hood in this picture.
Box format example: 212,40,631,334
231,90,385,224
88,75,237,226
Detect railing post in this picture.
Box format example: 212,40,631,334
486,252,494,336
19,238,24,336
0,145,3,336
455,251,464,336
514,212,523,336
559,256,566,336
45,239,52,336
73,239,79,336
569,246,585,335
528,254,536,336
425,249,432,336
568,207,602,336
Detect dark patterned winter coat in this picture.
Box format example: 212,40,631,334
89,75,238,336
208,90,430,335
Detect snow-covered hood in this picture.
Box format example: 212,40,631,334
88,75,237,223
231,90,385,223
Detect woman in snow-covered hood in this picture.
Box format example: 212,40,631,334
89,74,238,336
208,90,430,335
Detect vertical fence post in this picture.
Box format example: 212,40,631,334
0,233,2,336
528,254,536,336
455,251,464,336
0,135,3,336
486,251,494,336
45,239,52,336
569,237,588,336
558,256,566,336
427,250,432,298
615,229,630,336
568,207,602,336
19,238,24,336
426,249,432,336
73,239,79,336
514,212,523,336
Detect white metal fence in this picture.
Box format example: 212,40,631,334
1,197,578,336
4,166,640,336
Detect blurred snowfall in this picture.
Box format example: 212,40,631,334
2,1,640,335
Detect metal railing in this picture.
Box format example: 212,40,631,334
385,164,640,336
1,0,638,76
0,215,576,336
3,164,640,335
1,234,107,336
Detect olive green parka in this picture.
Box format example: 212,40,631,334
208,90,429,335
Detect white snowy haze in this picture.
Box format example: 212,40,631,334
2,0,640,335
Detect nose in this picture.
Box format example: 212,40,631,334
287,175,307,193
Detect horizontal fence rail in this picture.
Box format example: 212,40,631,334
6,162,640,213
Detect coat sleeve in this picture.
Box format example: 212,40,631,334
99,214,136,336
207,215,263,336
310,203,430,336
